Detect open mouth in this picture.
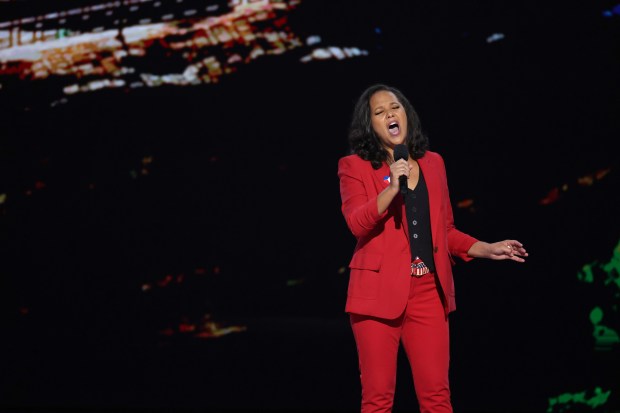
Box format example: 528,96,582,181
388,121,400,136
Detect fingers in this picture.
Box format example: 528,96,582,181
390,159,410,179
503,240,528,260
504,239,523,248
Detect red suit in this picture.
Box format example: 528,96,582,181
338,151,478,413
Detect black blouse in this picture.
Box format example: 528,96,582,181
404,169,436,273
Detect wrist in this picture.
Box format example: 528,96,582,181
467,241,487,258
386,184,400,194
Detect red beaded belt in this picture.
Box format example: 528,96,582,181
411,256,430,277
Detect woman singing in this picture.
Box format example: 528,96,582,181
337,83,528,413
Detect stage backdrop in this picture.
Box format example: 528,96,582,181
2,1,619,412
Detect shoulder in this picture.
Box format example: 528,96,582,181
419,150,446,168
420,150,443,162
338,154,371,170
338,154,376,179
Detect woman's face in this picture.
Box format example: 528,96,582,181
369,90,408,151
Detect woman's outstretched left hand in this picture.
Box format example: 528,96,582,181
468,240,528,262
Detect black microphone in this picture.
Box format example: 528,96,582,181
393,144,409,195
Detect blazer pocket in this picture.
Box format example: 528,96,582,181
348,252,382,300
349,252,383,271
348,269,380,300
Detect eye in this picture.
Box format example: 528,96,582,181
374,110,384,116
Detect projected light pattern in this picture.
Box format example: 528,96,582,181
130,155,154,180
141,265,222,292
159,313,247,339
590,307,620,350
451,168,612,215
456,198,475,212
602,4,620,17
0,0,368,106
547,387,612,412
539,168,612,206
299,45,368,63
0,1,301,92
140,265,249,340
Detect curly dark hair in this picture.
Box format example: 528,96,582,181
348,84,429,169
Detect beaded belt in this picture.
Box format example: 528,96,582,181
411,256,430,277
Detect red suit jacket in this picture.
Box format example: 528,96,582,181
338,151,479,319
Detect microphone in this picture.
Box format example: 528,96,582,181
393,144,409,195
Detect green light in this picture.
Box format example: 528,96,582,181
589,307,604,325
547,387,611,412
577,263,595,283
601,240,620,289
590,306,620,351
577,238,620,352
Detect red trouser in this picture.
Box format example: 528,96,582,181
350,272,452,413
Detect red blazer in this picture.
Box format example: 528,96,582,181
338,151,479,319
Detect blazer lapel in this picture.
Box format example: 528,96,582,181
418,156,440,244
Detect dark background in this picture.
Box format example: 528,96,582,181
1,1,619,412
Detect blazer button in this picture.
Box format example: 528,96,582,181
433,246,438,253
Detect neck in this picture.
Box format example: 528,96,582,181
384,146,395,164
